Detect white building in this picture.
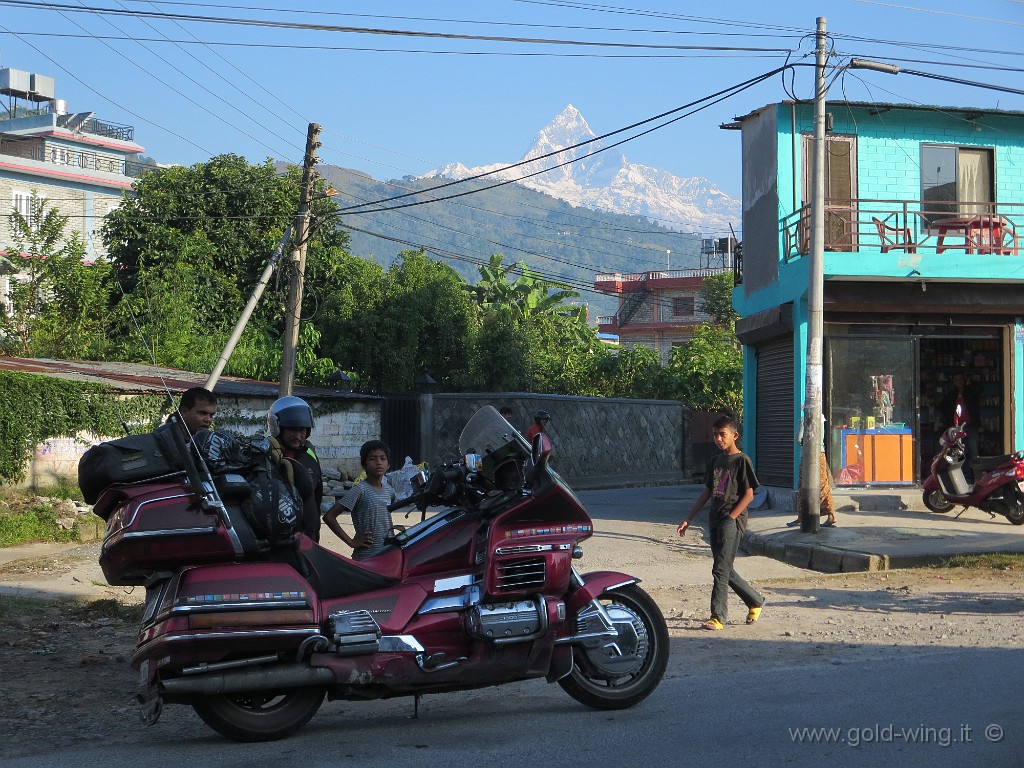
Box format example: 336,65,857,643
0,66,145,267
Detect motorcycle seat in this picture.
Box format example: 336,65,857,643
298,537,402,600
970,455,1015,472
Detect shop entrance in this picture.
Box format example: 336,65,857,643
824,326,1006,487
918,332,1005,479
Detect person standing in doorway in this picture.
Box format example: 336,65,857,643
677,415,765,630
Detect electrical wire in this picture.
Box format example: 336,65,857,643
334,64,796,216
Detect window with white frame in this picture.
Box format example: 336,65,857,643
11,190,45,231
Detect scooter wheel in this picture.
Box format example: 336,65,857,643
923,489,954,514
1005,505,1024,525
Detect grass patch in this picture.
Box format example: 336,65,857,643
0,487,87,547
936,553,1024,571
0,593,52,620
0,594,142,622
0,502,81,547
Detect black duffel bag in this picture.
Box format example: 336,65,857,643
78,430,182,505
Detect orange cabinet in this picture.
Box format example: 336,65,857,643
838,428,914,484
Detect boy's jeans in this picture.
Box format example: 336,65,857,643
709,518,764,622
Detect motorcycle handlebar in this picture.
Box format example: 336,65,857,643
386,465,470,514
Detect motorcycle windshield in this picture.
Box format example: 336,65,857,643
459,405,531,459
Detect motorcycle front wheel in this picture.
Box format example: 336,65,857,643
192,686,325,742
559,584,669,710
923,488,954,514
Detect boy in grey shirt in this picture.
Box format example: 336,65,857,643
323,440,396,560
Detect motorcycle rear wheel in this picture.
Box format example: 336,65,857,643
923,489,954,514
192,686,325,742
559,584,669,710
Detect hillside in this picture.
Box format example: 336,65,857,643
317,164,710,317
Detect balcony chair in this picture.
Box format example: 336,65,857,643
872,217,916,254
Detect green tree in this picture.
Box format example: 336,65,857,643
101,154,347,380
1,194,112,358
667,324,743,413
467,254,602,394
593,344,671,399
698,271,739,326
321,250,477,392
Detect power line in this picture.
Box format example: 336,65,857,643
335,64,796,216
0,1,796,52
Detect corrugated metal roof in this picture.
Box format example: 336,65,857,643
0,358,377,400
732,100,1024,124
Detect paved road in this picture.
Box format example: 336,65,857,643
6,643,1020,768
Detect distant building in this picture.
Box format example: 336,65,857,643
594,267,733,363
0,66,146,267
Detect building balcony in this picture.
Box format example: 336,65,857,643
595,267,733,293
0,138,147,178
781,199,1023,262
58,114,134,143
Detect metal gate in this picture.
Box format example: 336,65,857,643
755,335,795,486
380,395,421,467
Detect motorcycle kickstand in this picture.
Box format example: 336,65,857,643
411,693,421,720
954,507,968,519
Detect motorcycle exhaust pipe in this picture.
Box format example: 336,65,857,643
161,663,335,695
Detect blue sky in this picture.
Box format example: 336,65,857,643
1,0,1022,199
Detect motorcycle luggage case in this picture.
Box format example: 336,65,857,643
79,431,182,505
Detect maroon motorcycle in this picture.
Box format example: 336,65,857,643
922,419,1024,525
84,406,669,742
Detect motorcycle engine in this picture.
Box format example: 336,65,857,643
467,599,543,643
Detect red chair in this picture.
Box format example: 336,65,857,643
872,217,916,254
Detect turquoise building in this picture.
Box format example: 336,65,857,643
728,100,1024,490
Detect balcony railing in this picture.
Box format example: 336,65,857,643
0,140,146,178
56,114,135,142
595,267,729,283
781,199,1023,260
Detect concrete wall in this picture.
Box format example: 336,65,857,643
422,393,687,490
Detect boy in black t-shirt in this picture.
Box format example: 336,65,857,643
677,415,765,630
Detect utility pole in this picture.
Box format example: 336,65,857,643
279,122,322,396
799,17,827,533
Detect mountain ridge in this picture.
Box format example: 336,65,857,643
424,104,740,235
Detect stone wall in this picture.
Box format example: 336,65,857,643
23,390,693,492
422,393,687,489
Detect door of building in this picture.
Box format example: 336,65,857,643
803,134,859,251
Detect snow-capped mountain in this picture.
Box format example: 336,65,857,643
424,105,739,234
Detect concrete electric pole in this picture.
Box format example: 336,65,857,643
279,122,322,397
799,17,828,533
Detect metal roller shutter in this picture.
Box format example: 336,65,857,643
754,336,794,486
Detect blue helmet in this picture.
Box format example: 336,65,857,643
267,396,314,437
